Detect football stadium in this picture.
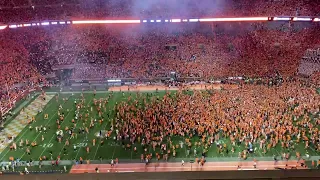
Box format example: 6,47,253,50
0,0,319,179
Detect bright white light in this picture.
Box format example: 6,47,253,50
274,17,291,21
59,22,66,24
37,23,40,25
72,20,141,24
156,20,161,22
23,24,31,27
314,18,320,22
165,20,169,22
199,17,268,22
9,25,17,28
143,20,147,23
150,20,154,22
32,23,37,26
171,19,181,23
0,25,8,30
41,22,50,25
66,21,71,24
182,19,188,22
189,19,199,22
51,22,58,25
293,17,312,21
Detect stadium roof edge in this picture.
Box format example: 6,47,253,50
0,16,319,30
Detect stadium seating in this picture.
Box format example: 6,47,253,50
0,1,319,113
0,0,319,23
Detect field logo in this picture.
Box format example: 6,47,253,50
107,142,120,147
76,143,87,147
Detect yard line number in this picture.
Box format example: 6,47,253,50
41,143,53,148
41,143,88,148
76,143,87,147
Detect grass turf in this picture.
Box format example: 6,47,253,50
0,91,319,163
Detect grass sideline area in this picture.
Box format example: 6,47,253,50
0,89,319,167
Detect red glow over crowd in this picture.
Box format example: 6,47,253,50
0,1,319,116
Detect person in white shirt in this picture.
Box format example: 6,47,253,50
24,167,29,174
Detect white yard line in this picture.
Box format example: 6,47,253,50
38,105,74,159
0,127,29,161
273,147,282,158
19,95,70,160
74,99,93,160
308,146,318,156
0,95,56,161
257,148,264,157
75,140,86,160
93,120,110,160
111,145,117,159
58,105,84,156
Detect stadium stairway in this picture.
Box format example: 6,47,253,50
0,94,55,153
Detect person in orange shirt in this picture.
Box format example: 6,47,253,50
311,160,315,168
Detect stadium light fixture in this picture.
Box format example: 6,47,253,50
165,20,169,22
313,18,320,22
72,20,141,24
32,23,37,26
41,22,50,25
51,22,58,25
293,17,312,21
156,20,161,22
142,20,147,23
182,19,188,22
0,25,7,30
274,17,291,21
189,19,199,22
23,24,31,27
59,22,66,24
199,17,268,22
9,25,17,28
150,20,155,22
171,19,181,23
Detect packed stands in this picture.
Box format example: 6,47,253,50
0,38,45,115
2,23,319,80
0,0,319,115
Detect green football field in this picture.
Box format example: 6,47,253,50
0,90,319,163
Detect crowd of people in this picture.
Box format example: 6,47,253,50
0,21,319,114
0,1,319,120
114,80,320,162
0,0,319,23
2,23,319,80
0,39,45,111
